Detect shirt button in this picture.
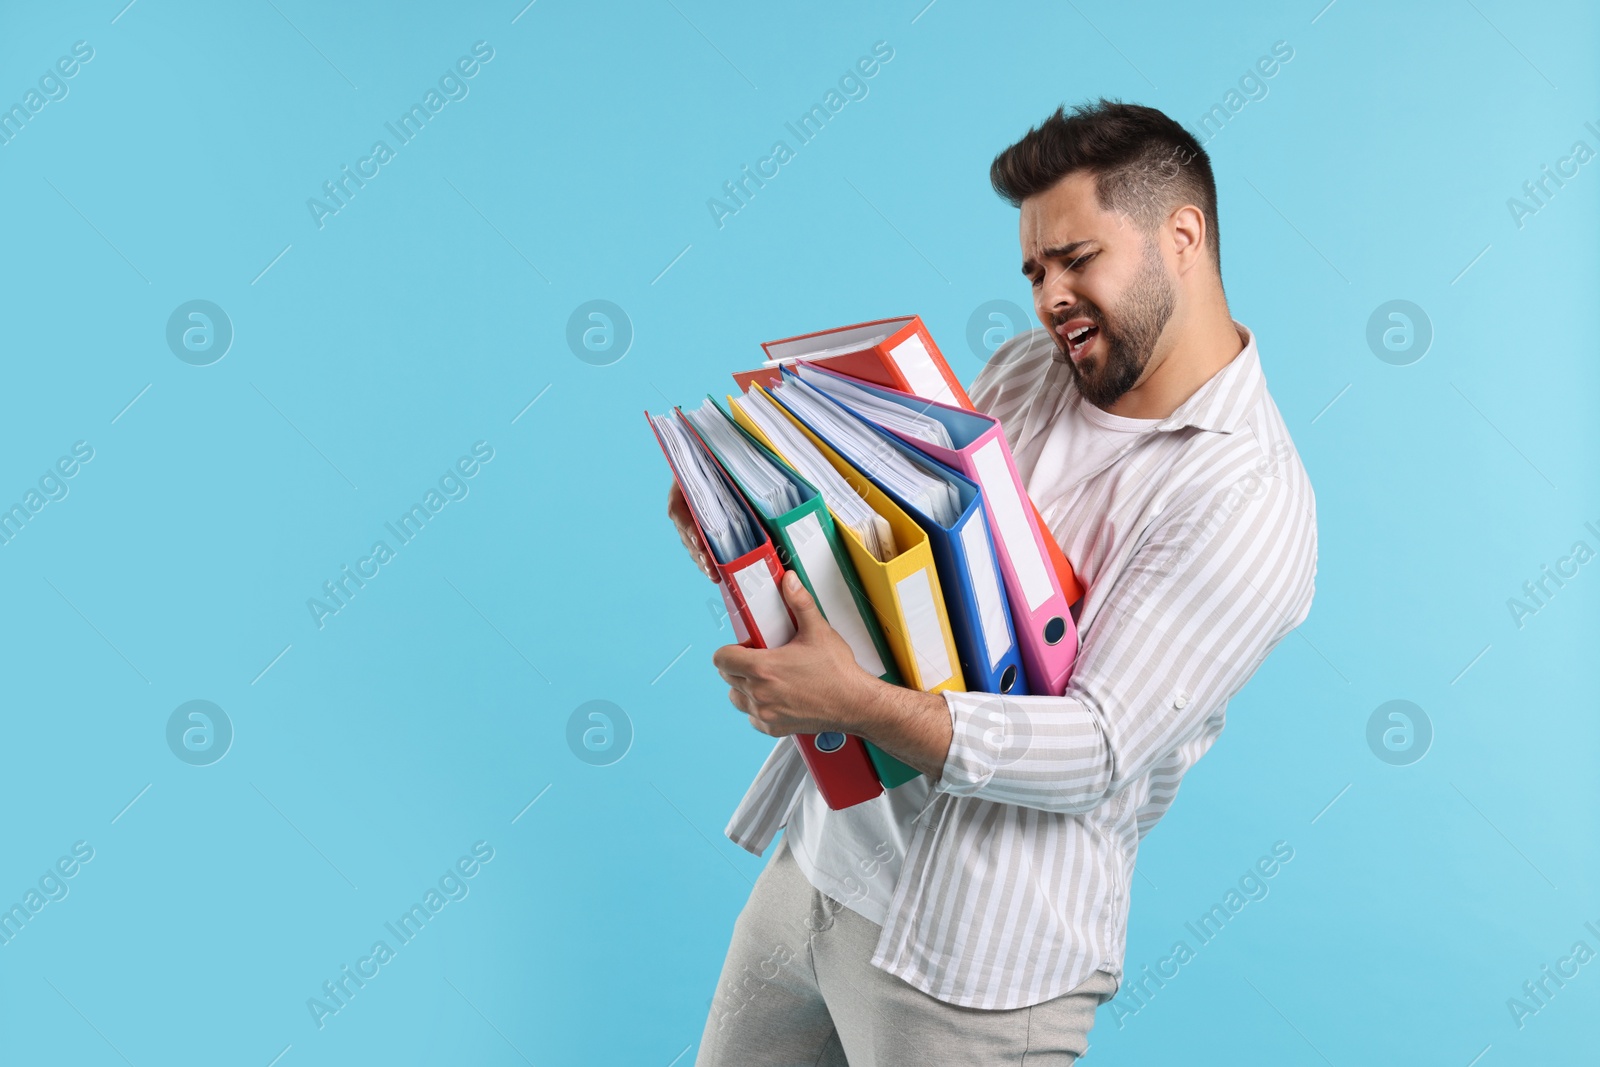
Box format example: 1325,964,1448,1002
1173,690,1189,709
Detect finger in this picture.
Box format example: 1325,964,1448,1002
779,570,823,634
669,505,717,581
714,665,738,686
667,485,700,540
714,658,753,684
676,530,714,580
712,645,757,680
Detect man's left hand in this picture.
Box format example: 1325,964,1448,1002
713,570,880,738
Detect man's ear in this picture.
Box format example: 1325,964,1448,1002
1168,204,1207,276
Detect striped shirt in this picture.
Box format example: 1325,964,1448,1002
722,321,1318,1010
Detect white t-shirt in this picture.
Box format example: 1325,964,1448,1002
784,377,1161,924
783,769,932,926
1014,384,1166,496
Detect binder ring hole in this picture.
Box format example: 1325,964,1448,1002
999,665,1018,693
1044,616,1067,645
815,732,846,753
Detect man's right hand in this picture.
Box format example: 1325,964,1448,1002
667,481,718,582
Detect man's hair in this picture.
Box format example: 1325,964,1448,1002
990,99,1221,272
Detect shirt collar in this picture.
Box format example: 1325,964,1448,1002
1149,321,1264,435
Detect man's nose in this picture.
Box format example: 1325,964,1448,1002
1038,270,1077,319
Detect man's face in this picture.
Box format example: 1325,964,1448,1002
1019,171,1176,408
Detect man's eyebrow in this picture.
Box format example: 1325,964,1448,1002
1020,240,1093,276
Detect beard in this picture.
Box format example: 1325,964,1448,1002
1055,241,1176,408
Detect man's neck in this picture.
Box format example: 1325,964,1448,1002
1102,306,1245,422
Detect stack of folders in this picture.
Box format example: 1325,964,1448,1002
737,315,1085,608
649,317,1084,811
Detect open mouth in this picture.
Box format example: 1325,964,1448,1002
1056,319,1099,362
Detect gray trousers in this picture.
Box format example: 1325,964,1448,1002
695,833,1117,1066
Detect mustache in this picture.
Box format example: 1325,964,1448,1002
1051,305,1104,330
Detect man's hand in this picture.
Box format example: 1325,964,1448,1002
713,570,881,737
666,481,717,582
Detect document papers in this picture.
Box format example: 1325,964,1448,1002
772,375,961,529
682,399,802,520
794,362,954,450
648,412,760,563
730,387,897,563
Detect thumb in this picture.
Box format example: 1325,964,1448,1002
780,570,822,633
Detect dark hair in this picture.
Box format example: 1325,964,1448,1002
990,99,1220,271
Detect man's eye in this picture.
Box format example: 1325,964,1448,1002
1068,253,1097,271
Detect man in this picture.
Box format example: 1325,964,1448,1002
671,99,1317,1065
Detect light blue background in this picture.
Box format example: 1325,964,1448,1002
1,1,1595,1064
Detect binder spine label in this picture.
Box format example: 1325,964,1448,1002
733,561,796,649
721,582,751,644
895,567,954,690
790,513,886,677
958,514,1012,670
890,332,958,408
972,437,1054,612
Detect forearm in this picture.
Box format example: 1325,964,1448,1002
852,680,953,782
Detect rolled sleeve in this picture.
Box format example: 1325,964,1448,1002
934,687,1115,810
931,460,1317,815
